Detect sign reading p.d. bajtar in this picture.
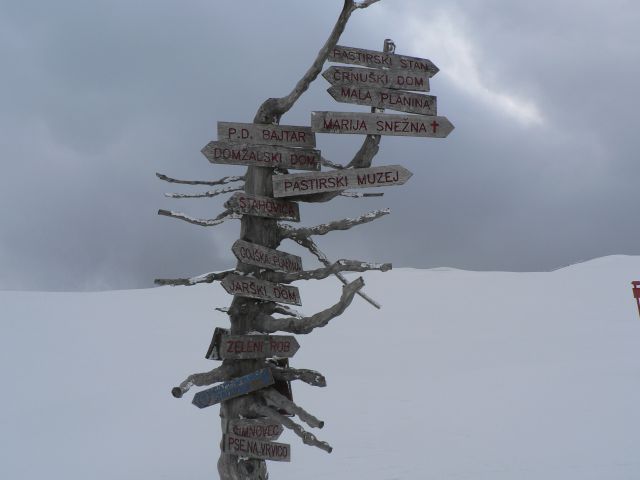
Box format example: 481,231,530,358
218,122,316,148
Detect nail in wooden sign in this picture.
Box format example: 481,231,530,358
192,368,274,409
224,192,300,222
226,418,284,441
201,141,321,171
322,66,430,92
220,334,300,360
232,239,303,273
327,85,437,116
273,165,412,198
221,273,302,306
311,111,454,138
329,45,439,77
222,434,291,462
218,122,316,148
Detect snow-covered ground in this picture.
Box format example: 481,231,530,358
2,255,640,480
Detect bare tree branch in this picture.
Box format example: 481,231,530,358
157,208,240,227
298,237,382,309
340,191,384,198
253,404,333,453
269,304,303,319
268,362,327,387
171,363,236,398
260,388,324,429
267,259,391,283
355,0,382,8
254,277,364,334
164,186,243,199
279,208,391,241
155,270,234,287
321,156,345,170
156,172,244,186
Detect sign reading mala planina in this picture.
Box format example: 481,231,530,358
311,111,454,138
327,85,437,116
322,65,430,92
273,165,412,198
202,141,321,171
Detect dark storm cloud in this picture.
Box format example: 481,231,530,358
0,0,638,290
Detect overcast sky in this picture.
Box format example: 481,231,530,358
1,0,638,291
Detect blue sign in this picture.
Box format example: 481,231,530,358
192,367,274,409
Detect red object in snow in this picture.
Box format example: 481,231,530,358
632,282,640,318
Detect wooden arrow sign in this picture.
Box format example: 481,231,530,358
273,165,412,198
327,85,437,116
232,239,303,273
222,434,291,462
220,334,300,360
221,273,302,306
311,111,454,138
322,66,430,92
328,45,439,77
202,141,321,171
224,192,300,222
218,122,316,148
226,418,284,441
192,367,274,409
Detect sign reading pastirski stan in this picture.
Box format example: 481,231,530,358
222,434,291,462
273,165,412,198
191,367,274,409
226,418,284,441
311,111,454,138
219,334,300,360
329,45,439,77
232,239,303,273
322,66,430,92
327,85,437,116
218,122,316,148
221,273,302,306
202,141,321,171
224,192,300,222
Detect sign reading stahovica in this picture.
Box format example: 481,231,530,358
221,273,302,306
322,66,430,92
311,111,454,138
225,192,300,222
191,368,274,409
328,45,439,77
272,165,412,198
202,141,321,171
218,122,316,148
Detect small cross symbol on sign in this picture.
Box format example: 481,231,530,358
430,120,440,133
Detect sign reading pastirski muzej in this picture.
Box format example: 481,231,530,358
327,85,437,116
311,112,454,138
191,367,274,409
218,122,316,148
221,273,302,306
222,434,291,462
202,141,321,171
219,334,300,360
273,165,412,198
232,239,303,273
322,66,430,92
329,45,439,77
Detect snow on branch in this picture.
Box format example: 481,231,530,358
171,363,236,398
156,172,244,186
157,208,240,227
260,388,324,429
164,185,243,199
154,270,233,287
340,191,384,198
279,208,391,241
354,0,382,9
254,277,364,334
252,404,333,453
268,362,327,387
267,259,391,283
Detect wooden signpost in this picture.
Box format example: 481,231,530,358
232,239,303,273
327,85,437,116
272,165,412,198
222,434,291,462
202,141,321,171
221,273,302,306
311,111,454,138
219,334,300,360
224,192,300,222
329,45,439,77
322,65,430,92
191,368,274,409
226,418,285,441
218,122,316,148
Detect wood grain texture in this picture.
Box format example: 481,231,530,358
327,84,437,115
329,44,439,77
322,65,430,92
202,141,321,171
